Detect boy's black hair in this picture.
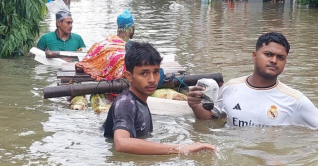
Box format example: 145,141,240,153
125,42,163,73
256,32,290,54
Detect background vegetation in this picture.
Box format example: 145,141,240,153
298,0,318,7
0,0,47,58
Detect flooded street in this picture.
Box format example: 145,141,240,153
1,0,318,165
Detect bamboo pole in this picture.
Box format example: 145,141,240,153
43,73,223,99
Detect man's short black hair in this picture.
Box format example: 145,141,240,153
256,32,290,54
125,42,163,73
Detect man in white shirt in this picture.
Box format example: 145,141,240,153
187,32,318,129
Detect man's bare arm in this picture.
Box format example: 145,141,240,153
45,50,78,59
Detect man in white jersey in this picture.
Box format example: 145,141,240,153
187,32,318,129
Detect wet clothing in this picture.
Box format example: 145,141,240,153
37,30,85,51
75,34,126,81
212,76,318,129
103,90,153,138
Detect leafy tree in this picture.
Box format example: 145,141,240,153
298,0,318,7
310,0,318,7
0,0,47,57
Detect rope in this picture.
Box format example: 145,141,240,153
92,78,130,97
92,79,108,96
158,68,188,92
173,74,188,92
157,68,166,88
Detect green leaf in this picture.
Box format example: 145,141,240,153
0,0,46,57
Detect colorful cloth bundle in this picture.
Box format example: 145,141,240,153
75,34,126,81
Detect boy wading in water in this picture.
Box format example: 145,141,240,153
103,42,215,155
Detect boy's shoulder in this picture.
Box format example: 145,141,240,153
113,89,137,105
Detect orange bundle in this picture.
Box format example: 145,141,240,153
75,34,126,81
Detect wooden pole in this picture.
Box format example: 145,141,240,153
43,73,223,99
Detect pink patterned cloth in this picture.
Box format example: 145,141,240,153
75,34,126,81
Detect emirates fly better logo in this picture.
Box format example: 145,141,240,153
267,105,278,119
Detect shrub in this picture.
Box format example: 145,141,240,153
311,0,318,7
0,0,47,57
298,0,318,7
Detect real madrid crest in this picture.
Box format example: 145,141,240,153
267,105,278,119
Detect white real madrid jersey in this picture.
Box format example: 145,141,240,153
213,76,318,129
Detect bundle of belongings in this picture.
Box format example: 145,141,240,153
75,8,134,81
72,9,135,112
73,32,127,112
75,34,126,81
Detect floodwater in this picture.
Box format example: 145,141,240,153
1,0,318,165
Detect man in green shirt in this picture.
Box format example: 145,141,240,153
37,9,86,62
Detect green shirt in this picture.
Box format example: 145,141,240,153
37,31,86,51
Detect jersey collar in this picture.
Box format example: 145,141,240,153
245,76,278,90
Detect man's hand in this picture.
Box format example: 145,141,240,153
187,86,214,120
187,86,205,108
178,142,215,154
45,50,59,58
45,49,52,58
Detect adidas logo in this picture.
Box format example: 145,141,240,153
233,103,241,110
